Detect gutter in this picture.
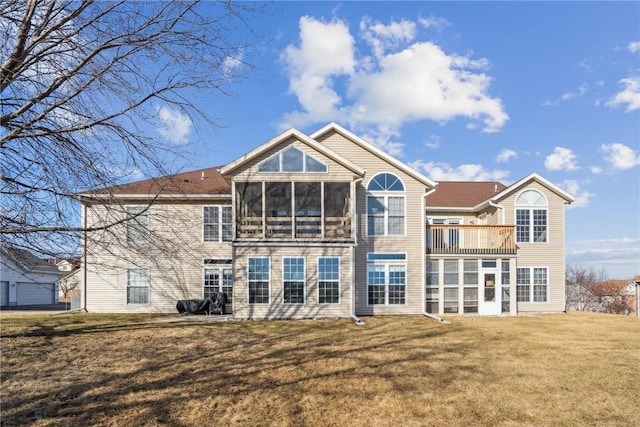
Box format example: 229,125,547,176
423,186,449,324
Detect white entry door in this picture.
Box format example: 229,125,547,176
479,271,500,315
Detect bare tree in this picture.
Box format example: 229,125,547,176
1,0,266,257
565,265,608,312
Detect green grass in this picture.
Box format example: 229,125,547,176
1,312,638,426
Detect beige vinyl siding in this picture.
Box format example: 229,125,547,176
84,201,232,313
231,137,356,182
500,181,567,312
317,130,428,316
232,245,352,319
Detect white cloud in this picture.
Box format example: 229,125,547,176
418,15,451,31
561,179,593,209
566,238,640,279
424,135,441,149
496,149,517,163
560,84,588,101
545,147,579,171
606,76,640,112
601,143,640,170
222,49,244,79
280,15,508,154
360,16,416,58
409,160,509,181
628,41,640,53
155,105,192,144
590,166,603,174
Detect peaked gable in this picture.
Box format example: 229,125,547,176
220,127,364,177
310,122,437,189
495,173,574,204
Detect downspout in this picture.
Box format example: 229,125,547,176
422,187,449,324
82,203,88,312
351,177,365,325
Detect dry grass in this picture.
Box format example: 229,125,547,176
1,312,638,427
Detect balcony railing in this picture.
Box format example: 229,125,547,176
426,225,516,255
237,215,352,241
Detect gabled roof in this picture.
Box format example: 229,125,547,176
220,127,365,176
425,173,574,211
494,172,575,203
1,246,62,275
426,182,507,208
310,122,437,189
79,166,231,200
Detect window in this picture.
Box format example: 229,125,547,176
517,267,547,302
426,259,439,313
126,268,149,304
204,206,233,242
367,253,406,305
367,173,405,236
463,260,478,285
126,206,149,243
283,257,305,304
258,146,327,173
515,190,548,243
318,257,340,304
248,257,270,304
443,260,459,285
427,218,461,249
501,261,511,313
463,260,478,314
204,266,233,299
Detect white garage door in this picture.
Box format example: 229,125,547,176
16,282,54,305
0,281,8,306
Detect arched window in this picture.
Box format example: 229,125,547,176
515,189,548,243
367,173,405,236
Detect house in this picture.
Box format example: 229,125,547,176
1,247,62,306
589,279,637,315
55,258,82,302
78,123,574,318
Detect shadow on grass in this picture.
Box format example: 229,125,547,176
0,315,474,426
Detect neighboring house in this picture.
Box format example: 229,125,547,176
57,259,82,301
1,247,62,306
589,279,637,315
78,123,574,318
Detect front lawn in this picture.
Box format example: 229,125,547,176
1,312,638,426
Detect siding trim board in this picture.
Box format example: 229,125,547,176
81,123,572,317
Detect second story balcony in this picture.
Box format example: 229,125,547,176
426,225,516,255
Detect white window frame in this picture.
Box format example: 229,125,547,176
203,264,233,300
203,205,233,243
258,146,328,173
247,257,270,305
516,266,548,303
318,256,340,305
126,268,150,305
366,252,407,306
515,189,548,244
283,257,305,305
366,173,406,237
126,206,150,243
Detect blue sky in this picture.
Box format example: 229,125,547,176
154,2,639,279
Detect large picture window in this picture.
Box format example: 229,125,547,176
258,146,327,173
515,190,548,243
318,257,340,304
126,206,149,243
283,257,305,304
126,268,149,304
203,206,233,242
367,173,405,236
248,257,270,304
367,253,406,306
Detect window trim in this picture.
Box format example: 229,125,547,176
126,268,150,305
126,205,150,244
515,189,548,244
366,252,407,306
203,205,233,243
317,256,340,305
247,257,270,305
203,264,233,300
258,145,328,173
366,172,406,237
516,266,548,303
282,257,305,305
